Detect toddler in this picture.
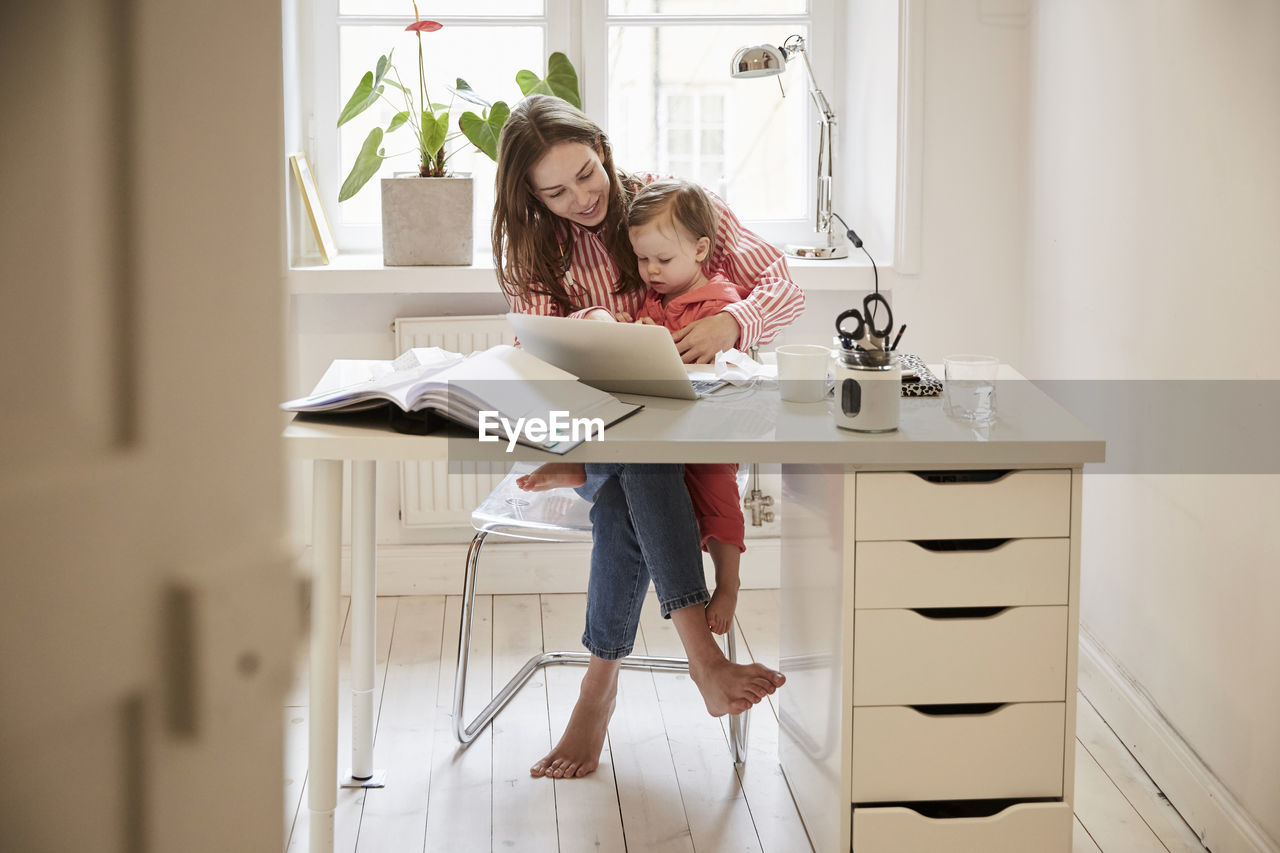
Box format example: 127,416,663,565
518,179,747,634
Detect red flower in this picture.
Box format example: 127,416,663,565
405,20,442,32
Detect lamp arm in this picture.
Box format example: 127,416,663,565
797,47,836,122
782,35,836,122
803,51,837,238
781,35,839,241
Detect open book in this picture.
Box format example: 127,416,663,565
281,345,643,454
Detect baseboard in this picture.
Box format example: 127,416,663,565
296,537,781,597
1077,629,1279,853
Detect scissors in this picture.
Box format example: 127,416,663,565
835,293,894,350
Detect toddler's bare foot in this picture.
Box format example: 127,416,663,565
688,658,785,717
705,583,739,635
516,462,587,492
530,665,617,779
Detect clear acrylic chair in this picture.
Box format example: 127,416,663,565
453,462,749,764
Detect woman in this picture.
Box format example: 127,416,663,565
493,95,800,780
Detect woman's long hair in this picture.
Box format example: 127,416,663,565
492,95,644,311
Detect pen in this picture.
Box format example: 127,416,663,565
890,325,906,351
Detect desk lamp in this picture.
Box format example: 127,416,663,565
730,35,848,259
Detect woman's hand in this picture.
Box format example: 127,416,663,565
671,312,741,363
613,311,633,323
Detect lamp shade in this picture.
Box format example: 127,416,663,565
730,43,787,78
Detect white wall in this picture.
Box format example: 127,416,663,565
909,0,1034,364
840,0,900,261
779,0,1036,362
1024,0,1280,846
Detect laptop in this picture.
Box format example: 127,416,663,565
506,312,728,400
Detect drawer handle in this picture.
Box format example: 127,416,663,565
911,538,1012,553
910,702,1007,717
910,606,1008,620
911,470,1012,484
857,797,1061,819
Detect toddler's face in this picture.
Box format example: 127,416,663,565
628,218,709,300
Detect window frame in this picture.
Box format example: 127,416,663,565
295,0,842,256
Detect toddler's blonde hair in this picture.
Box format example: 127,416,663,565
627,179,719,257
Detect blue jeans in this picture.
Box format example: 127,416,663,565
574,463,709,660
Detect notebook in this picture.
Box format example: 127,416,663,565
506,312,727,400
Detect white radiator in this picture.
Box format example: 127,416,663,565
394,315,516,529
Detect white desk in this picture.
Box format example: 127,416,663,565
284,378,1103,853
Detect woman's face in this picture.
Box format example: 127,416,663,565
528,141,611,228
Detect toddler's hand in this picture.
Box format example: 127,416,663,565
613,311,633,323
634,316,657,325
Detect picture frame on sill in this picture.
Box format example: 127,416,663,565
290,152,337,264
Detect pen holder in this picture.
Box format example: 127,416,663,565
831,348,900,432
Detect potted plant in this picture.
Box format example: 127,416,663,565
337,6,580,265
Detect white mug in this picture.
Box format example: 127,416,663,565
776,345,832,403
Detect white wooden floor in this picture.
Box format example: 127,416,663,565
283,590,1207,853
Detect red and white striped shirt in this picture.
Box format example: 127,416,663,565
506,173,805,349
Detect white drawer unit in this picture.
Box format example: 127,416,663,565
854,469,1071,541
854,538,1070,609
851,801,1074,853
850,703,1066,802
778,465,1086,852
852,606,1069,706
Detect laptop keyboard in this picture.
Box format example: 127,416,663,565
692,378,728,395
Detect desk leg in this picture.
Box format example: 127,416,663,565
309,460,343,853
344,460,385,787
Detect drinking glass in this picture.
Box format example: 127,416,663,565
943,354,999,423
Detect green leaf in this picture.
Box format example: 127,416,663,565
451,77,491,109
374,54,391,87
459,100,510,161
337,72,383,127
514,54,582,109
383,78,407,94
387,111,410,133
338,127,385,202
515,68,542,97
421,110,449,158
545,52,581,109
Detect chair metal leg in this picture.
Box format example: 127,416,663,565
453,531,752,763
726,624,750,765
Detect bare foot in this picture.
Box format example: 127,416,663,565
516,462,587,492
705,583,739,635
688,658,786,717
530,664,618,779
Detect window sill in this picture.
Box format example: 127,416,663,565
287,250,883,295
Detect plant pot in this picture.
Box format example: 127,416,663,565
380,174,474,266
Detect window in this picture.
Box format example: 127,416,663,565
291,1,838,257
658,89,729,199
602,11,818,231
